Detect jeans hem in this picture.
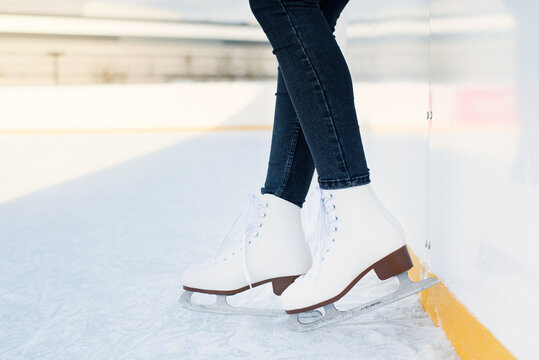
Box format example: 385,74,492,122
318,174,371,190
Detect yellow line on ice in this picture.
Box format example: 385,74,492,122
408,247,516,360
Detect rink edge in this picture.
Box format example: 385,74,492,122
408,246,515,360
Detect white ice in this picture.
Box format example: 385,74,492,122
0,131,458,359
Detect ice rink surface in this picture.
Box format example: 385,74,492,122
0,131,458,359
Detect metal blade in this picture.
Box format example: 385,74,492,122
179,290,284,317
288,272,439,331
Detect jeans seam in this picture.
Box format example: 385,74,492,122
319,174,370,183
319,174,371,189
275,119,301,197
276,0,351,181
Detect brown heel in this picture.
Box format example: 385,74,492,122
271,275,299,296
372,245,414,280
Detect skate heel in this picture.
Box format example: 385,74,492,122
272,275,299,296
372,245,414,280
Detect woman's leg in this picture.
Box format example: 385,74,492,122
250,0,370,194
181,1,362,304
261,0,355,207
260,67,314,207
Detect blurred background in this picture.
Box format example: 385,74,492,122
0,0,269,84
1,1,537,359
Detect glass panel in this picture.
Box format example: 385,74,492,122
428,0,539,357
345,0,431,258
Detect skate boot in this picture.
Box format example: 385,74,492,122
282,184,438,330
180,193,312,316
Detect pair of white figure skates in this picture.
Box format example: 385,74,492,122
180,184,438,331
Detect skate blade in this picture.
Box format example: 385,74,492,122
288,272,439,331
179,290,284,317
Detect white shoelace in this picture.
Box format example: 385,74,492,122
301,186,338,282
211,194,267,289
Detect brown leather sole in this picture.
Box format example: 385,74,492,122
183,274,300,296
285,245,414,314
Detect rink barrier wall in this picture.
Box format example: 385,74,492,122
408,247,515,360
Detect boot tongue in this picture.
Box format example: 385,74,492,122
303,186,332,280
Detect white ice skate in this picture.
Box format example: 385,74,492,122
282,184,439,330
180,193,312,316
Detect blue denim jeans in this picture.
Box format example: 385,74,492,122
251,0,371,207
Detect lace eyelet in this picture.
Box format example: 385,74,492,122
248,240,252,244
255,232,259,237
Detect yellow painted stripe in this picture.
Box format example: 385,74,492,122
408,247,516,360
